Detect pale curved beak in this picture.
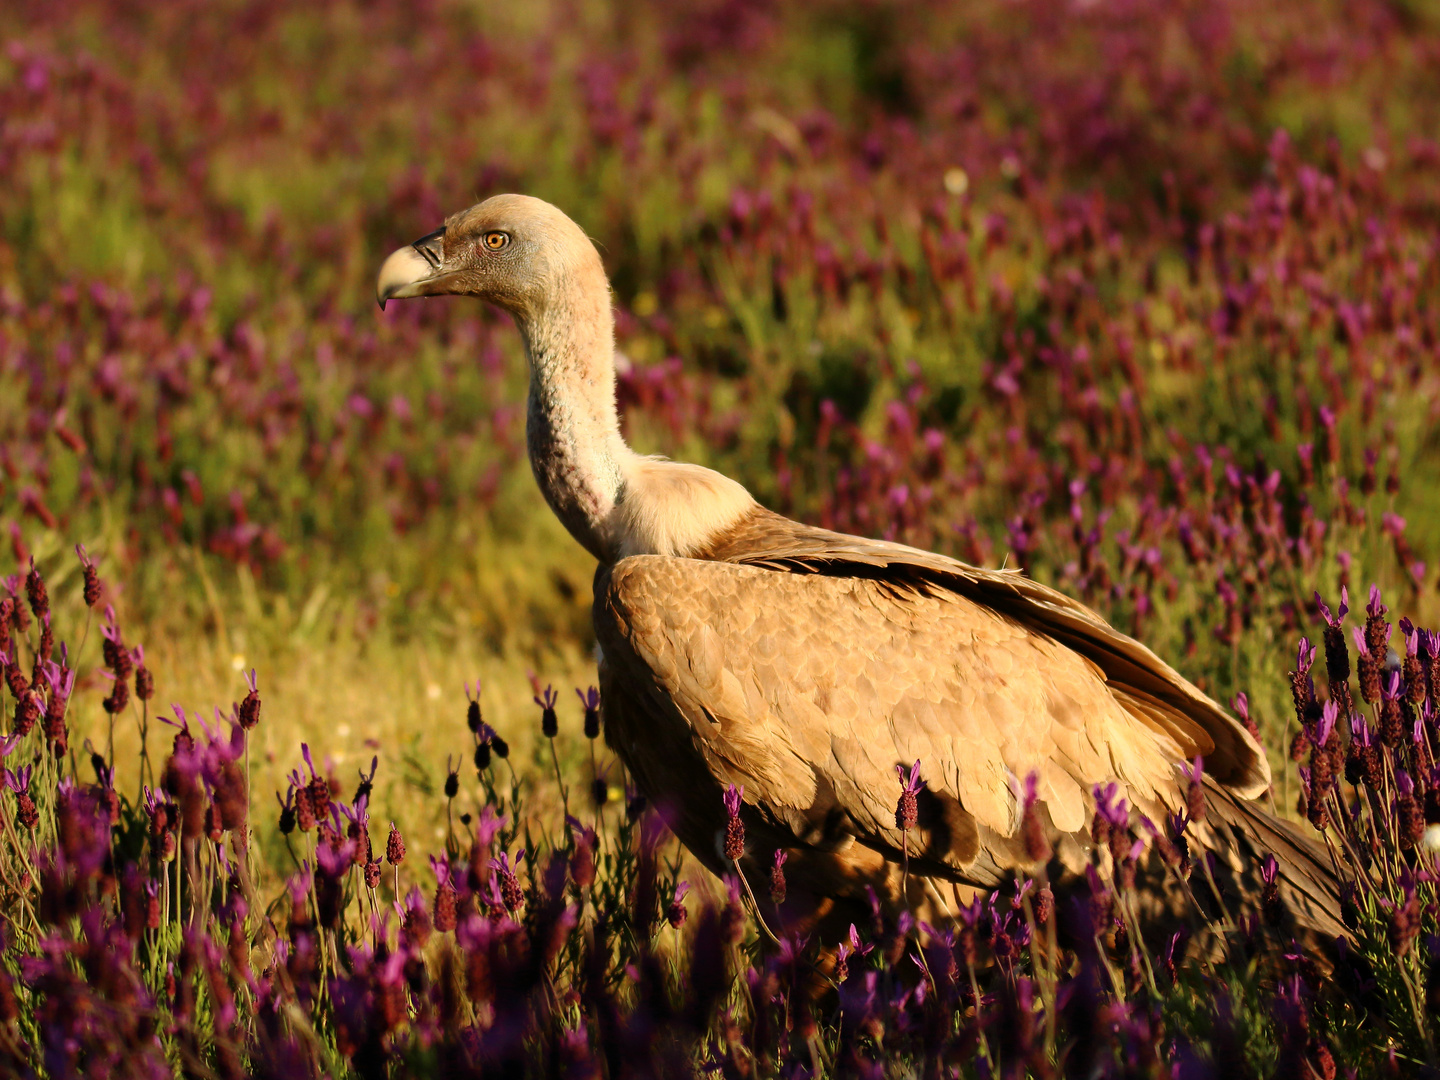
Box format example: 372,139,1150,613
376,228,449,309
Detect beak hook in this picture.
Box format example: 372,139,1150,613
377,227,449,311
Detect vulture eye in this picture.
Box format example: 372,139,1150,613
482,231,510,251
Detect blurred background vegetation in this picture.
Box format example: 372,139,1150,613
1,0,1439,868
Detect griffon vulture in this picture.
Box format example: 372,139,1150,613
377,194,1341,943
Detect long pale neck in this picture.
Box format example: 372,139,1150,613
517,278,631,562
512,256,757,564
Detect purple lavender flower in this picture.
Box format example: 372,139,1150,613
1182,757,1206,822
895,761,922,831
237,668,260,730
1018,770,1050,863
1315,588,1352,690
666,881,691,928
769,850,788,905
722,783,745,860
577,685,601,739
534,684,559,738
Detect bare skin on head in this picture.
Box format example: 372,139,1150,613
378,194,755,564
378,195,1342,946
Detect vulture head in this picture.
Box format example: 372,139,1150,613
376,194,607,322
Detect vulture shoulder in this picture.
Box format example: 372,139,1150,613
593,511,1263,888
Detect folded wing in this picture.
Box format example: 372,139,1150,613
595,550,1227,888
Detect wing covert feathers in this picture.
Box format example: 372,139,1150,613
597,554,1202,889
699,508,1270,798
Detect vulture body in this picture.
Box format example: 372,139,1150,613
378,194,1343,943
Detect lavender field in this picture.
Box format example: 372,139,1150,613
2,0,1440,1075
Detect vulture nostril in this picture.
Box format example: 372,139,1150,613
412,228,446,270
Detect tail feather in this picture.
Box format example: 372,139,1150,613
1196,776,1346,941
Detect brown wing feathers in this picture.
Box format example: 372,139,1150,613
598,550,1183,886
595,506,1343,941
699,508,1270,797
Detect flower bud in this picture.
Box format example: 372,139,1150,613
433,880,457,933
386,822,406,865
770,850,788,906
293,786,315,832
722,784,744,861
24,560,48,620
1021,800,1050,863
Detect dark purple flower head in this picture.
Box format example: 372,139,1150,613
1182,756,1207,821
385,821,405,864
495,848,525,911
1017,770,1050,862
76,544,101,606
276,789,296,835
577,685,601,738
465,679,483,732
895,760,923,831
770,849,788,904
237,669,260,729
534,684,559,738
723,783,745,859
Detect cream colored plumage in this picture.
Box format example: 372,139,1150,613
377,194,1342,942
